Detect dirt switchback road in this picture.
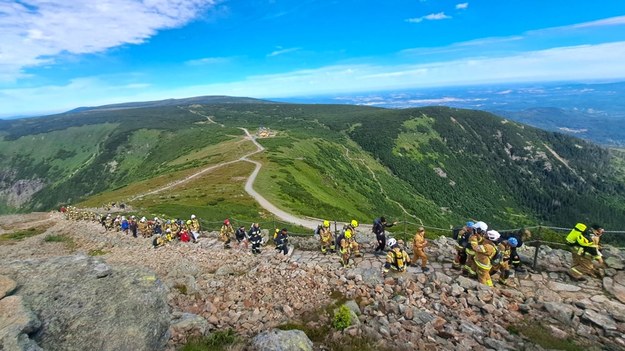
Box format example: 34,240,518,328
129,126,320,230
239,128,319,230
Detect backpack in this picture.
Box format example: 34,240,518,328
491,244,502,266
314,225,322,235
373,218,383,235
452,227,462,240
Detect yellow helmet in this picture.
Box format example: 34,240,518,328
345,229,352,239
323,220,330,227
351,219,358,228
186,220,192,225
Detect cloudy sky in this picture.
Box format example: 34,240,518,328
1,0,625,116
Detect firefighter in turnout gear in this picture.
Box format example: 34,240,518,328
500,228,532,272
189,214,201,242
492,237,516,286
452,221,474,270
463,221,488,278
384,238,410,273
138,217,149,238
566,223,604,281
235,225,249,250
473,230,499,287
220,219,234,248
274,228,289,255
249,223,263,254
338,222,360,267
319,220,335,254
412,227,430,272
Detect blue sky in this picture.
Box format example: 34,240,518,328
1,0,625,117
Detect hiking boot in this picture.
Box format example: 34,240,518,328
514,266,526,273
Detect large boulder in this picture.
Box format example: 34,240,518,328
0,295,42,351
0,275,17,299
251,329,313,351
0,255,170,351
603,273,625,304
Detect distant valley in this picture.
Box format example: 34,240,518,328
275,81,625,146
2,99,625,241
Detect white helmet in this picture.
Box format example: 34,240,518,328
141,217,146,222
473,221,488,233
387,238,398,248
191,214,196,219
487,230,500,242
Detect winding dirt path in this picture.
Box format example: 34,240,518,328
128,125,319,230
239,129,320,230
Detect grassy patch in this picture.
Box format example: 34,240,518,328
332,305,352,330
43,234,76,251
173,284,188,295
507,322,584,351
181,330,238,351
88,249,108,256
0,227,47,244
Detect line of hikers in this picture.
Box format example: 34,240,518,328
63,206,606,285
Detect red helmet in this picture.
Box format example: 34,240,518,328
224,219,230,225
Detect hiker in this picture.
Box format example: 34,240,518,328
129,216,138,238
249,223,263,254
180,227,191,242
338,223,360,267
373,216,397,255
235,225,249,250
566,223,604,281
452,221,474,270
153,234,166,248
318,220,335,254
153,217,163,235
412,226,430,273
121,216,129,235
383,238,410,274
189,214,201,242
492,237,516,286
138,217,149,237
274,228,289,255
500,228,532,272
464,221,488,278
220,219,234,249
472,230,500,287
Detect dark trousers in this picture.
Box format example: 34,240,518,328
375,234,386,251
276,244,288,255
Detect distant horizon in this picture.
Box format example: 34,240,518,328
2,1,625,117
2,78,624,120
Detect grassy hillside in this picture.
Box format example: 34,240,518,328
2,99,625,234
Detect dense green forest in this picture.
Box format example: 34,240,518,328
2,99,625,238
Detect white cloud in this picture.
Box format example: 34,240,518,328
456,3,469,10
267,47,301,57
570,15,625,29
3,41,625,117
185,57,231,65
406,12,452,23
0,0,218,82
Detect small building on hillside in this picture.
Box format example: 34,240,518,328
257,127,276,138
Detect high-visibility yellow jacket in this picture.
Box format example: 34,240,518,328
566,223,595,247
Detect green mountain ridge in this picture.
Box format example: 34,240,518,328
2,99,625,237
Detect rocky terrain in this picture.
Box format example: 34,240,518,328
1,212,625,350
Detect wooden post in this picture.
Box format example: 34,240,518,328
532,225,542,270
